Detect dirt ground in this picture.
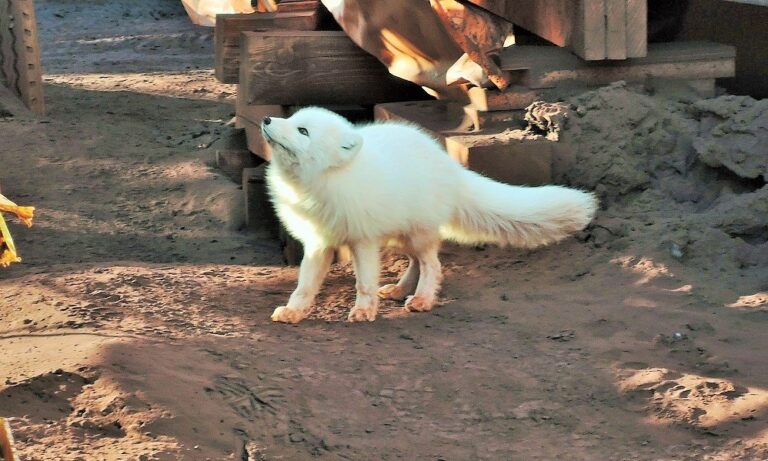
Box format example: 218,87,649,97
1,1,767,460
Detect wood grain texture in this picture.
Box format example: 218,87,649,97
214,11,320,84
499,41,735,88
605,0,628,60
239,31,423,105
625,0,647,58
276,0,320,13
467,0,607,60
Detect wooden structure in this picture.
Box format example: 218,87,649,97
215,10,320,83
213,0,737,264
466,0,647,61
0,0,44,115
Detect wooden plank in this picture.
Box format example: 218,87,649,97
243,166,280,237
277,0,320,13
239,31,424,106
625,0,647,58
214,11,320,84
500,41,736,89
468,85,542,111
578,0,607,60
0,0,44,115
467,0,607,60
605,0,628,60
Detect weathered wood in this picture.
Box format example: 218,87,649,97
467,0,607,60
276,0,319,13
626,0,648,58
0,0,44,115
217,149,261,183
214,11,320,84
430,0,514,90
606,0,628,60
463,104,525,131
500,41,736,89
468,85,541,111
239,31,424,105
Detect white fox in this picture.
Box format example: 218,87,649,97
261,107,597,323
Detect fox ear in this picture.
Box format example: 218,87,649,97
332,129,363,166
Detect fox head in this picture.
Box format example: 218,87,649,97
261,107,363,177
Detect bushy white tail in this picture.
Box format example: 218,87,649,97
441,170,598,248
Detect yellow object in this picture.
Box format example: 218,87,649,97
0,193,35,267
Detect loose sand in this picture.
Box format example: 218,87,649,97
0,1,766,460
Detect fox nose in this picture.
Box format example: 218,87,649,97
263,116,271,125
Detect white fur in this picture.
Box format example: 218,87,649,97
262,107,597,323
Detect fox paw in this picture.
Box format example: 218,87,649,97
348,305,377,322
378,284,409,301
271,306,309,324
405,295,434,312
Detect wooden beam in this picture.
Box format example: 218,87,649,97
466,0,608,60
214,11,320,84
499,41,736,89
276,0,320,13
605,0,628,60
468,85,541,111
239,31,424,106
626,0,648,58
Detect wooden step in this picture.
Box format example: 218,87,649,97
214,11,320,84
499,41,735,89
375,100,557,186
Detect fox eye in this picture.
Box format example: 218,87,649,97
298,127,309,136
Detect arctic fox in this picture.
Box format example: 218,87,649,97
261,107,597,323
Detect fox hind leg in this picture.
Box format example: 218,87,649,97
378,255,420,301
404,234,442,312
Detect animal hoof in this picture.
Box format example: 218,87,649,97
378,284,408,301
348,305,377,322
405,295,434,312
271,306,308,324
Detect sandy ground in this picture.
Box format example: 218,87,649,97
1,1,767,460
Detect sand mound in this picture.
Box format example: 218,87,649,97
533,82,768,300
